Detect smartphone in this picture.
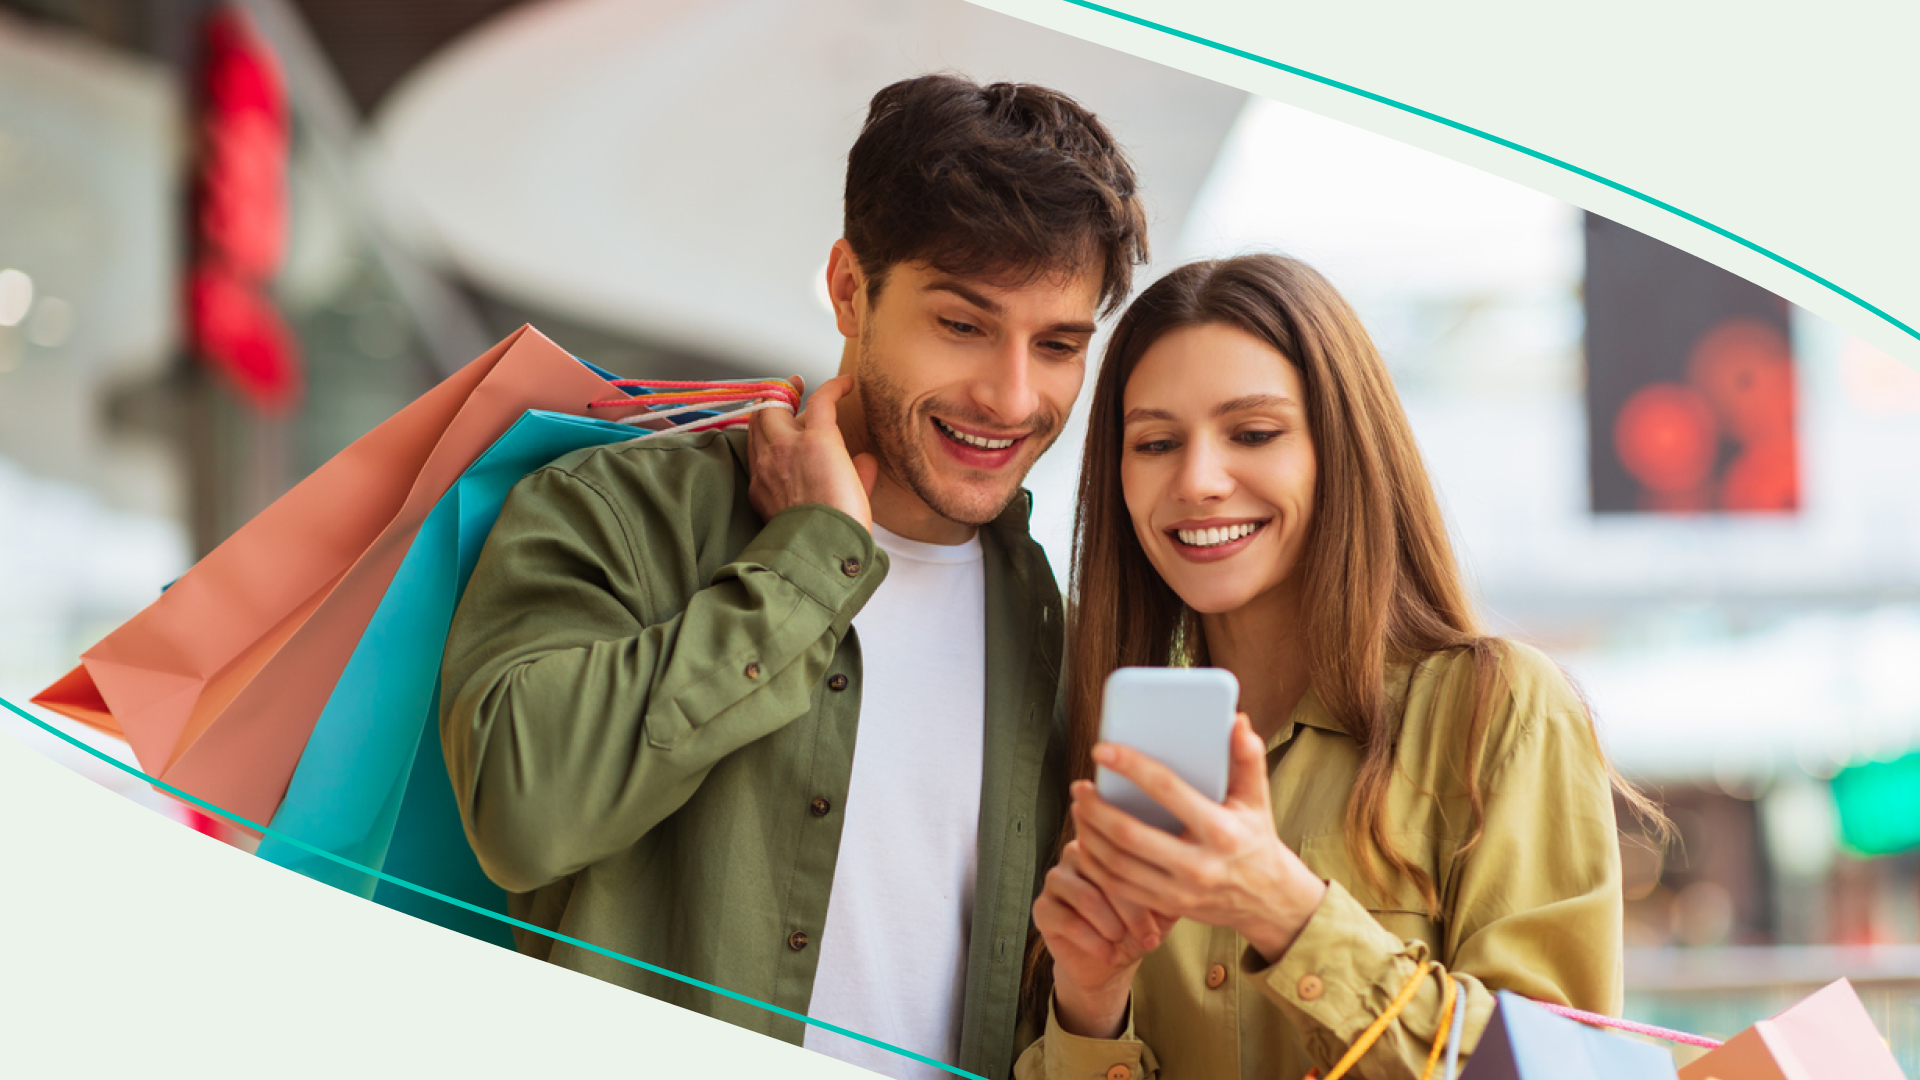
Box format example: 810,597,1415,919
1094,666,1240,833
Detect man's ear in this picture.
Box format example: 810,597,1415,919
825,238,866,340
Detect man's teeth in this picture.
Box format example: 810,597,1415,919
1176,523,1260,547
936,418,1016,450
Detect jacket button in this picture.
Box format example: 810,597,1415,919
810,797,831,817
1206,963,1227,989
1105,1066,1131,1080
827,674,849,692
1297,973,1325,1001
744,662,761,679
788,931,809,951
841,556,862,578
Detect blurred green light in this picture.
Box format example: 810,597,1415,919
1831,751,1920,857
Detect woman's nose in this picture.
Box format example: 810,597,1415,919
1173,439,1234,503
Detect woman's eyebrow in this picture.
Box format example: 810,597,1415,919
1213,393,1296,416
1123,395,1297,425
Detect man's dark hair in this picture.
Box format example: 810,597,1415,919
844,74,1149,316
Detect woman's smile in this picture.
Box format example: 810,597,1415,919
1120,323,1317,615
1165,517,1270,561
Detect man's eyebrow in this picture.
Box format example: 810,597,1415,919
927,279,1096,336
927,280,1003,316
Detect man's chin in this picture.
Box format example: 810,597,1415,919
914,471,1030,528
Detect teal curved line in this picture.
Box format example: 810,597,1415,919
1060,0,1919,346
0,695,986,1080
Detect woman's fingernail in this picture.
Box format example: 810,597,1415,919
1092,745,1116,765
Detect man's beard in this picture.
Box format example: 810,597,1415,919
856,335,1062,528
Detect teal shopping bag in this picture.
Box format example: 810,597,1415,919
256,409,649,944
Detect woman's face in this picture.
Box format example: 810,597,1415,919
1119,323,1317,617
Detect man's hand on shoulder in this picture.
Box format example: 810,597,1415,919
747,375,880,531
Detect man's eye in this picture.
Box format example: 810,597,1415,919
942,318,981,336
1039,339,1081,356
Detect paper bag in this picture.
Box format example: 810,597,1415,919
32,327,655,825
1676,979,1904,1080
254,409,647,943
1461,991,1681,1080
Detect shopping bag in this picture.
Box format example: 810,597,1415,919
1460,991,1680,1080
30,326,683,825
1676,979,1904,1080
253,409,652,943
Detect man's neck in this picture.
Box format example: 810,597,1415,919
870,476,978,546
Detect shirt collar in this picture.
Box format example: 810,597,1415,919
1264,655,1419,752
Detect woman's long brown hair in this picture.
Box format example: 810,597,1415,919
1020,254,1665,1017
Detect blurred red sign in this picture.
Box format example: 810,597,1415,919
188,5,303,413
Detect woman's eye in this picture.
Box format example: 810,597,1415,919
1132,439,1177,454
1235,429,1283,446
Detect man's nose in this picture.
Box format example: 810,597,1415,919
970,339,1041,424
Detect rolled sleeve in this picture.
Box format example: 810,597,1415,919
729,503,882,627
1249,880,1427,1026
1013,995,1159,1080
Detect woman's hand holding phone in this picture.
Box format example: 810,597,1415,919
1071,713,1329,966
1032,841,1174,1039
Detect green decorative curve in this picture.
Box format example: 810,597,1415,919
1055,0,1919,346
0,694,986,1080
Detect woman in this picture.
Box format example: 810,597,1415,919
1014,255,1660,1080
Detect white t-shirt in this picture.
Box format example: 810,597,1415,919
801,524,987,1080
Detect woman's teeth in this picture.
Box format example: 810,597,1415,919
1176,522,1260,548
935,418,1016,450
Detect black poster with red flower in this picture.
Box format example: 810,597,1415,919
1584,212,1799,514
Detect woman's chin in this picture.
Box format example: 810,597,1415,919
1168,583,1258,617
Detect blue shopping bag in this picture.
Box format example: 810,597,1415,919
255,409,655,944
1460,992,1680,1080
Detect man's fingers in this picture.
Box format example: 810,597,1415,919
755,398,804,440
802,375,857,430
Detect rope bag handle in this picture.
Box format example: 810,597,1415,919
1304,967,1721,1080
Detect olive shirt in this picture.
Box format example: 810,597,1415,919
1014,644,1624,1080
440,428,1067,1080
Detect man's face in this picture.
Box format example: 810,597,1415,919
836,248,1101,528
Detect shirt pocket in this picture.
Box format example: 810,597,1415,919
1297,829,1442,922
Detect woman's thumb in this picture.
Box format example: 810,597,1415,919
1226,713,1268,803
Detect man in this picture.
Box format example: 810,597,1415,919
440,74,1148,1079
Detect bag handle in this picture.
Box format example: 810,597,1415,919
1305,967,1720,1080
1537,1002,1723,1050
1308,960,1433,1080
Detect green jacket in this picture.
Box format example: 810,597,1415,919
441,427,1067,1079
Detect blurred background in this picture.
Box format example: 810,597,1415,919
0,0,1914,1067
